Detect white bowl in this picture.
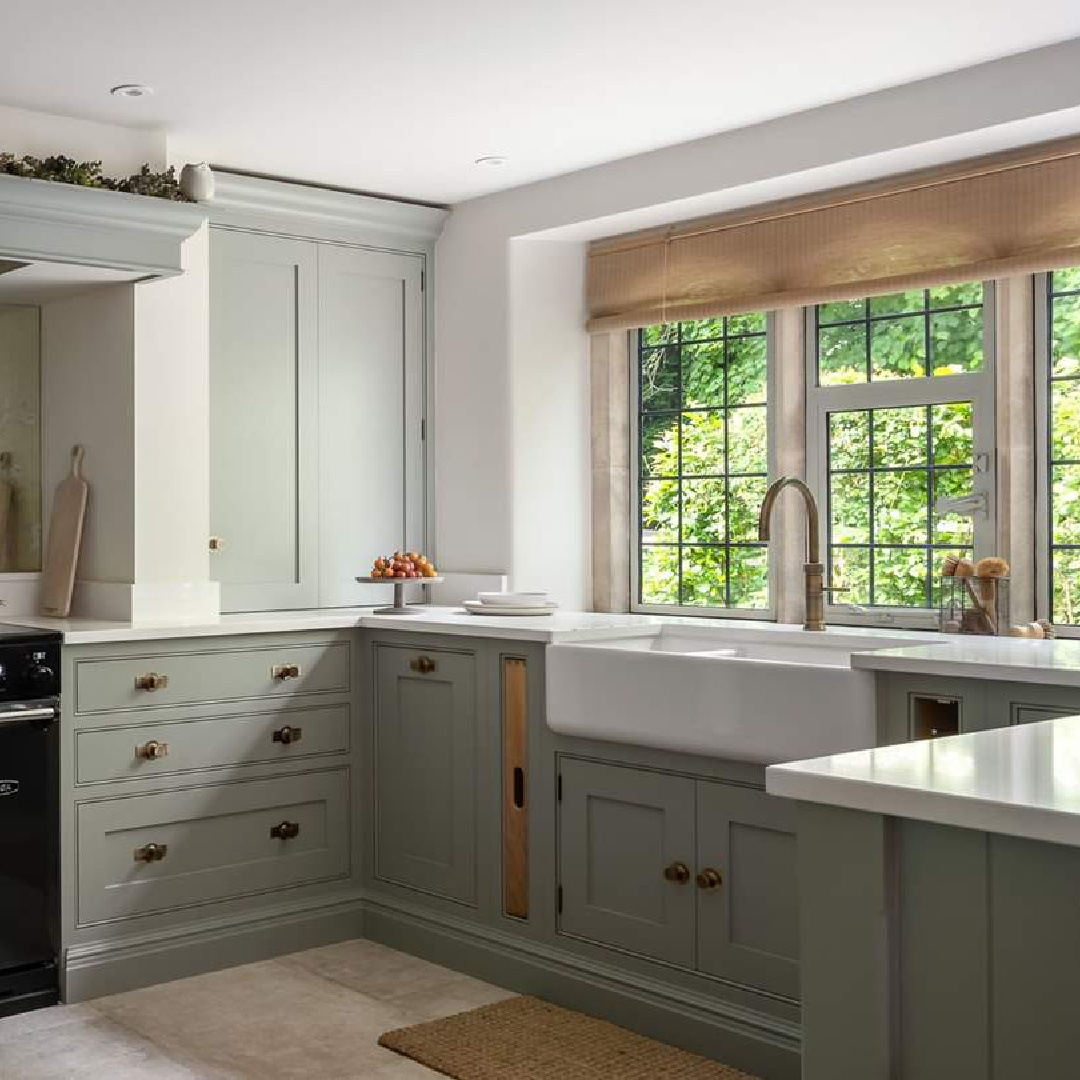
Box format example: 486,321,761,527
478,591,551,607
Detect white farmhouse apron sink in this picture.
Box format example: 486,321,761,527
546,625,916,764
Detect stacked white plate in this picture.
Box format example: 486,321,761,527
463,591,558,616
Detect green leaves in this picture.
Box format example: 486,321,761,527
0,150,189,201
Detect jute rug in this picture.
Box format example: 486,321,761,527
378,995,762,1079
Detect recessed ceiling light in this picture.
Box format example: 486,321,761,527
110,83,154,99
474,155,508,167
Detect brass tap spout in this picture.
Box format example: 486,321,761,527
758,476,835,631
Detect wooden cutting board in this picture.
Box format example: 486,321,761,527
40,445,88,618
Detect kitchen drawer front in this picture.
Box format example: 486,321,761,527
75,704,350,785
74,641,350,715
76,769,350,925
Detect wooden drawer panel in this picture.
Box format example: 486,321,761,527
74,641,349,715
75,704,350,785
76,769,350,925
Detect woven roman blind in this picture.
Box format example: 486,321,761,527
586,135,1080,332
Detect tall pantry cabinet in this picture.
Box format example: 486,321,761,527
206,174,446,613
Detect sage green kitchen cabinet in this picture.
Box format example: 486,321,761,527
557,758,799,996
696,780,800,999
373,642,478,905
317,243,425,608
558,758,697,967
209,228,319,612
209,227,428,614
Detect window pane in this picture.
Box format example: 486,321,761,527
641,480,679,544
818,323,866,385
873,407,927,468
931,307,983,374
636,316,770,611
682,479,724,543
679,317,723,342
1052,465,1080,546
641,546,679,605
681,547,726,606
829,411,870,470
871,315,925,380
830,472,870,545
933,469,975,546
640,346,680,410
1051,381,1080,462
931,402,974,464
640,413,678,477
930,282,982,307
1053,548,1080,625
870,290,924,317
728,311,766,335
726,335,767,406
874,470,928,545
681,342,725,409
830,546,870,605
819,298,864,324
681,411,725,475
726,407,768,475
1053,267,1080,294
729,547,769,608
874,547,929,607
1052,294,1080,377
728,476,768,542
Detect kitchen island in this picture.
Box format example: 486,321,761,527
767,717,1080,1080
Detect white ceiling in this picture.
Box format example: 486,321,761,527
4,1,1080,205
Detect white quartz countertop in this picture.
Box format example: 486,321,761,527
767,715,1080,848
849,636,1080,686
2,606,664,645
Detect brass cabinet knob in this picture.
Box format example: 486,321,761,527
410,656,437,674
208,536,224,552
663,861,691,884
134,672,169,692
134,842,168,863
272,664,301,681
270,820,300,840
696,867,723,890
272,725,303,746
135,739,170,761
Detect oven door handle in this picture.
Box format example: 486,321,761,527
0,706,58,726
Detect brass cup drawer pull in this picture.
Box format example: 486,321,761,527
696,867,723,891
135,739,169,761
134,842,168,863
134,672,169,692
410,656,437,674
270,820,301,841
272,725,303,746
272,663,301,681
663,861,691,884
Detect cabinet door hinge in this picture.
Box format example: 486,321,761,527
557,774,562,801
557,885,563,913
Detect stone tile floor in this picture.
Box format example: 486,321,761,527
0,940,515,1079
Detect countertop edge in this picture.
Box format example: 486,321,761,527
766,758,1080,848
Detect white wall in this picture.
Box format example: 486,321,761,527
0,103,165,176
434,38,1080,605
507,239,589,607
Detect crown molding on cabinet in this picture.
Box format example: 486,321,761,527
0,174,206,277
203,171,448,249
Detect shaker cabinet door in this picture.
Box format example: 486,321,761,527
317,244,425,608
209,228,319,612
374,644,478,905
695,781,800,998
557,758,696,967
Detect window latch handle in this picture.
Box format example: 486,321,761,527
934,492,988,519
